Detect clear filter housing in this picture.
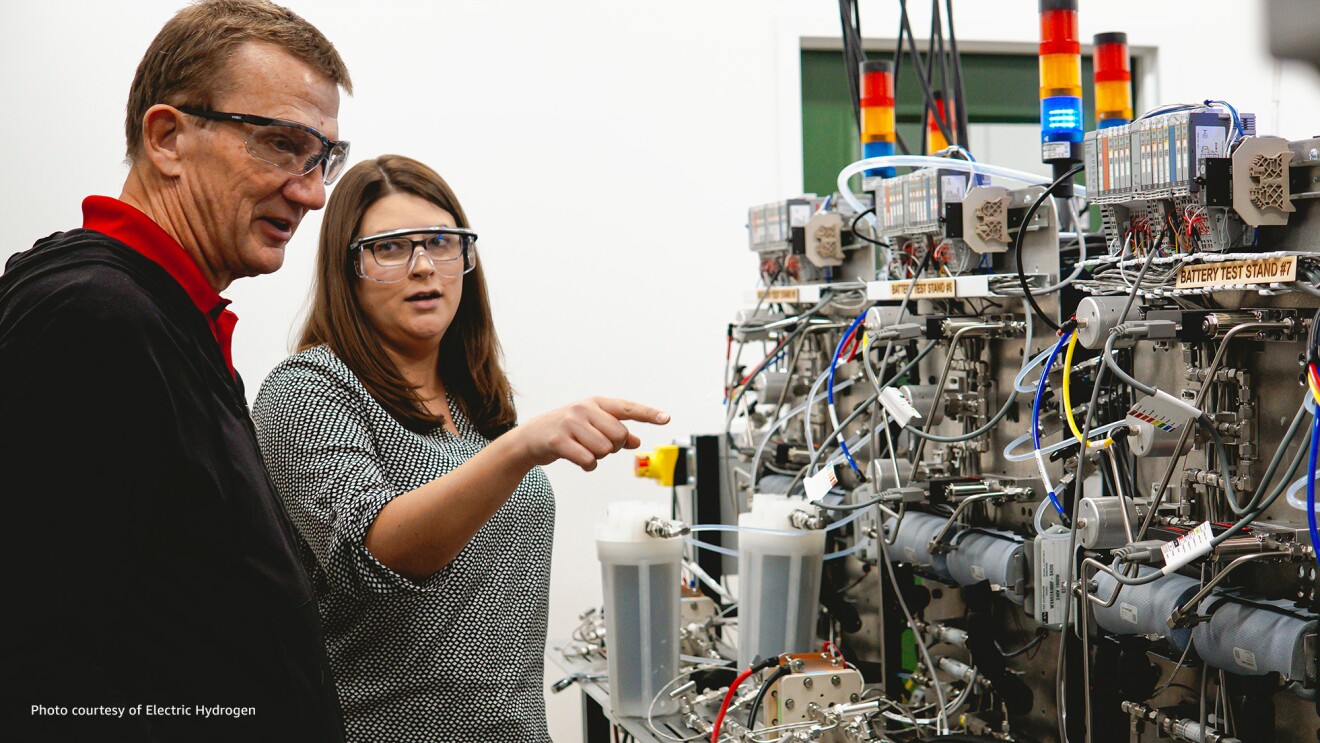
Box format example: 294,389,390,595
595,501,683,717
736,493,827,669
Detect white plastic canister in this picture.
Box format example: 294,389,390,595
595,501,684,717
736,494,826,669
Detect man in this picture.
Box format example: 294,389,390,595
1,1,351,739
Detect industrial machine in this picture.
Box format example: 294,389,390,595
558,2,1320,741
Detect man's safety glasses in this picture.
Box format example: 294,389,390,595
177,106,350,185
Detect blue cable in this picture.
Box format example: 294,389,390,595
1308,407,1320,570
1033,331,1073,517
827,308,870,474
1206,99,1245,140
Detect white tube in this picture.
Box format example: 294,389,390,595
688,507,864,536
684,537,738,557
1016,345,1057,393
1032,444,1059,511
824,542,867,561
1035,495,1073,536
1284,469,1320,512
836,155,1089,220
805,367,830,457
1003,423,1128,463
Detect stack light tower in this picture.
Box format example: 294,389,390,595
860,60,897,178
1093,32,1133,128
1038,0,1083,197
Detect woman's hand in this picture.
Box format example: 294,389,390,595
364,397,669,578
510,397,670,471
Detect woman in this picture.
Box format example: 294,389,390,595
253,154,667,741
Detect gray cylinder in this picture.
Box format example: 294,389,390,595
883,512,951,579
1078,496,1138,549
1075,296,1138,350
1092,564,1200,651
945,529,1026,604
900,385,945,425
753,371,790,402
1192,595,1318,680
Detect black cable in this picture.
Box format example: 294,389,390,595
1013,162,1084,332
930,0,953,143
814,487,890,513
851,206,883,246
945,0,970,146
745,663,790,729
997,629,1048,658
851,0,862,49
836,563,873,593
890,1,910,155
838,0,865,134
897,0,954,148
1308,306,1320,365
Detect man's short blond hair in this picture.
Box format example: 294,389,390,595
125,0,352,163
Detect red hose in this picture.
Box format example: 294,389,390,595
709,666,755,741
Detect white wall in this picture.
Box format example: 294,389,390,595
3,1,1317,740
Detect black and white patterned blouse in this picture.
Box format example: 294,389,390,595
252,345,555,742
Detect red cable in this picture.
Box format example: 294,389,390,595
847,325,867,362
822,640,844,659
709,666,755,742
737,336,792,387
837,325,861,363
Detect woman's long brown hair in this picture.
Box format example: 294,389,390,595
299,154,515,439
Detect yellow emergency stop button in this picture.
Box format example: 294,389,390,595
634,445,681,486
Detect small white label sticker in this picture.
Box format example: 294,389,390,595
1161,521,1215,574
804,463,838,503
789,204,811,227
879,386,924,428
1120,603,1139,624
902,546,917,562
970,564,986,581
941,174,967,203
885,278,959,299
1195,125,1227,160
1042,142,1071,161
1127,390,1203,435
1233,647,1258,672
1034,533,1071,629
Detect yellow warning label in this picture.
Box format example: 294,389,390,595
887,278,958,298
1174,256,1297,289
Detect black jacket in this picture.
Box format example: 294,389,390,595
0,230,345,741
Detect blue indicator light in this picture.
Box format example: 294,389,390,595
1040,96,1084,142
863,140,897,178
